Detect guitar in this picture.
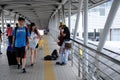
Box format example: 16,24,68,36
57,34,64,46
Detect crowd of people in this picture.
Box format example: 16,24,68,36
0,17,72,74
0,17,41,73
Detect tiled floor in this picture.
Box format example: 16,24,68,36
0,34,78,80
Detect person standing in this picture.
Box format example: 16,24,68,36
56,23,71,65
29,23,41,66
6,24,13,45
12,17,30,73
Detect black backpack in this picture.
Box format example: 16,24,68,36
44,49,58,60
51,49,58,60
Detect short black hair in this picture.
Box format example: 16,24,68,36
18,17,25,21
7,24,10,27
30,23,35,27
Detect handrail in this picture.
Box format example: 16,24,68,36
75,37,120,56
70,38,120,66
73,44,120,74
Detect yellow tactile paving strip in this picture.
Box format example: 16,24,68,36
44,36,56,80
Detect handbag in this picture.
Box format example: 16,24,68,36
65,43,72,49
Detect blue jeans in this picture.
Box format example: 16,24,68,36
59,41,71,64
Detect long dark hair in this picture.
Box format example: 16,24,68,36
30,23,38,35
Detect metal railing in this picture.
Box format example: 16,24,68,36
50,31,120,80
71,38,120,80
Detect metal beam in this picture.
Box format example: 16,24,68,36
73,0,83,40
51,0,68,18
97,0,120,51
1,10,4,32
72,0,83,78
62,5,65,23
95,0,120,79
68,0,71,30
5,6,56,10
14,13,17,27
0,1,60,5
83,0,89,79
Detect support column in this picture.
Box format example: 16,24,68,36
58,9,60,24
110,29,112,41
14,13,17,27
73,0,83,40
97,0,120,51
68,0,71,31
83,0,88,80
62,5,65,23
95,0,120,79
72,0,83,78
1,9,4,32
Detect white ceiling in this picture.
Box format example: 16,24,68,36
0,0,109,28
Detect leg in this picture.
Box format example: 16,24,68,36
59,53,64,64
34,49,37,64
30,49,34,65
16,57,21,64
22,57,26,69
64,49,71,64
21,47,26,73
16,47,21,69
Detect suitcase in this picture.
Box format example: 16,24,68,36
6,46,17,66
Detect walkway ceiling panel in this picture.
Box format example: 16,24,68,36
0,0,110,28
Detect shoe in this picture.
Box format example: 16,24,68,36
56,62,60,65
18,64,21,69
0,52,2,55
31,64,34,66
22,68,26,73
60,62,66,66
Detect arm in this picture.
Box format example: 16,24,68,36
12,29,15,47
36,29,41,39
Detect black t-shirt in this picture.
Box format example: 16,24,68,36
0,30,2,35
63,27,70,41
0,30,2,38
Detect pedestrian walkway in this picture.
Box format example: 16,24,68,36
0,34,77,80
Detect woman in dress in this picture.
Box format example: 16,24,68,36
29,23,41,66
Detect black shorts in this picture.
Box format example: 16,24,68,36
15,46,26,58
36,44,38,48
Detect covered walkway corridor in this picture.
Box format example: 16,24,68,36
0,0,120,80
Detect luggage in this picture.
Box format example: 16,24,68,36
6,46,17,66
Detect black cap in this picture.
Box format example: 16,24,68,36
18,17,25,21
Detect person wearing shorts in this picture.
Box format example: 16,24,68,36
29,23,41,66
12,17,30,73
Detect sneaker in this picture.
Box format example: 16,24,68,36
18,64,21,69
56,62,60,65
22,68,26,73
60,62,66,66
31,64,34,66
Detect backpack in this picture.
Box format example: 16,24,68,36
14,27,28,43
44,49,58,60
51,49,58,60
